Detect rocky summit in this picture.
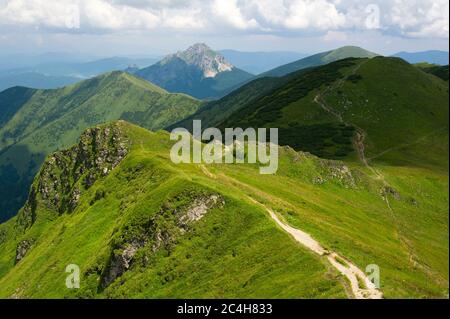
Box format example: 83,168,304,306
135,43,254,99
165,43,234,78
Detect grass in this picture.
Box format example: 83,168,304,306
0,71,201,221
0,121,447,298
190,56,448,172
0,122,346,298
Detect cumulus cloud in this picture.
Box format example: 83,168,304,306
283,0,346,30
389,0,449,38
0,0,447,38
0,0,80,29
212,0,259,30
82,0,160,30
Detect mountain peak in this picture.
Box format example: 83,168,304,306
324,46,379,62
166,43,234,78
186,43,213,53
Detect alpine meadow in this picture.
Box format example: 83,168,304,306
0,0,448,304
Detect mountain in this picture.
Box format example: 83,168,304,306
135,44,254,99
176,56,448,169
17,57,159,78
260,46,379,78
0,52,97,71
392,50,449,65
219,50,307,74
0,57,159,92
0,72,81,92
0,121,447,298
0,71,201,222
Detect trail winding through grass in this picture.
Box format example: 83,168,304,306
200,165,383,299
313,60,443,281
248,197,383,299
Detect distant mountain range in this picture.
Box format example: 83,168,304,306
392,50,449,65
0,52,97,71
0,72,201,222
14,57,159,78
0,72,80,92
2,48,448,98
0,56,159,92
134,44,254,99
219,50,307,74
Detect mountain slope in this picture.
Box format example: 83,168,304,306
261,46,379,78
0,72,201,221
169,75,289,132
0,121,447,298
393,50,449,65
185,57,448,169
135,44,254,99
416,63,449,81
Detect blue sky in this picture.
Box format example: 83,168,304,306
0,0,448,56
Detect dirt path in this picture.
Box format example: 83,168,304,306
312,61,439,277
199,165,383,299
249,198,383,299
313,60,371,171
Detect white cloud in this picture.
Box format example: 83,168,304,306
161,7,206,29
0,0,448,39
82,0,160,30
212,0,259,30
284,0,346,30
389,0,449,38
0,0,80,29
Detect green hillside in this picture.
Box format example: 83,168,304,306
169,76,288,131
0,72,201,222
415,63,449,81
0,121,447,298
260,46,379,78
197,57,449,170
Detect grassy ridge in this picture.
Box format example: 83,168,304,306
0,121,447,298
0,72,201,221
260,46,378,78
0,122,346,298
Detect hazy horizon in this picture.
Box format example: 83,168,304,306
0,45,448,61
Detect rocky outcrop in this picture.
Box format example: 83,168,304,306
178,195,223,229
101,193,224,289
17,123,130,229
101,239,145,289
323,162,356,188
380,186,401,200
15,239,34,264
